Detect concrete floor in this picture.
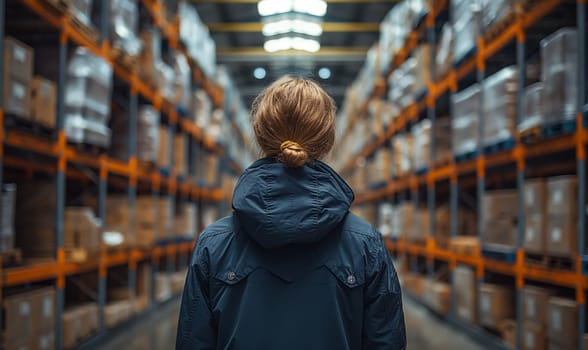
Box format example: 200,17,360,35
98,294,484,350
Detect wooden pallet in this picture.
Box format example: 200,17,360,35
525,253,575,270
0,249,22,267
69,142,107,156
449,236,480,256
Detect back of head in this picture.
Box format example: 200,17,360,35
251,76,336,168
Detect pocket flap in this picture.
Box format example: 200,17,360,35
325,264,365,288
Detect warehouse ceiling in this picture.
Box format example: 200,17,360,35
190,0,398,108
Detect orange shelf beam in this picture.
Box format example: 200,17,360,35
4,262,59,287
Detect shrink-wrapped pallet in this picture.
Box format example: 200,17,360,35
482,66,518,146
451,84,480,156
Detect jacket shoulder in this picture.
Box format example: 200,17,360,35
340,212,381,241
197,215,234,242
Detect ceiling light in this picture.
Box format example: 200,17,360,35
258,0,327,17
262,19,323,37
264,37,321,53
253,67,267,79
318,67,331,79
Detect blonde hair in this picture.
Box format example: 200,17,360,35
251,76,336,167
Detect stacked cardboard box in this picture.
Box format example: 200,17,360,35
0,184,16,253
171,271,187,294
157,197,173,241
158,126,170,169
481,190,518,248
499,319,517,349
392,134,413,177
422,279,451,314
175,203,197,236
155,273,172,302
135,196,156,248
546,176,577,257
433,116,452,164
547,297,577,349
63,207,101,261
482,66,518,146
104,195,132,248
434,206,477,249
4,37,33,119
522,286,554,350
3,287,55,350
104,300,133,328
453,265,477,323
174,134,187,176
407,207,429,243
479,283,514,329
205,154,220,187
402,273,425,297
135,264,151,313
30,77,57,129
524,179,547,254
412,119,431,171
397,202,414,241
63,303,99,349
16,181,56,258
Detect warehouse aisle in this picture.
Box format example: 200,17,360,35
97,295,484,349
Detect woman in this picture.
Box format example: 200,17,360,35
176,76,406,349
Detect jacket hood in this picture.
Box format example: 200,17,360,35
232,158,354,249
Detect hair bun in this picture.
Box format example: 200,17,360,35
279,140,308,167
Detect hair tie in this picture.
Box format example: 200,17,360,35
280,140,302,152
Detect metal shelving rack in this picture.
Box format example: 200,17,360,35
344,1,588,349
0,1,244,349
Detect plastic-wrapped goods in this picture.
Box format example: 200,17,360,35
397,202,414,240
64,47,113,147
0,184,16,253
379,2,410,74
392,134,414,177
408,207,429,242
208,109,224,143
518,83,544,132
110,105,160,162
175,203,197,236
482,66,518,146
369,149,389,185
407,0,429,28
171,52,191,110
434,116,452,164
435,24,453,80
154,60,175,100
480,0,514,33
412,119,431,171
70,0,93,26
451,84,480,156
178,1,216,78
378,203,394,237
193,90,212,127
451,0,481,64
110,0,141,57
541,28,578,122
388,58,417,110
137,106,160,163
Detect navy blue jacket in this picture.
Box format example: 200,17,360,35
176,158,406,349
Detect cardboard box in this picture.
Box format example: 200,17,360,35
3,292,33,343
582,333,588,350
4,338,33,350
5,76,31,118
499,319,517,349
34,328,55,350
547,176,577,216
546,214,577,257
4,37,34,82
525,178,547,215
155,273,172,302
31,287,55,334
104,300,132,328
523,286,554,326
63,307,82,349
174,134,186,175
479,283,514,329
64,207,101,254
454,265,477,323
525,213,546,254
422,279,451,314
30,77,57,129
547,297,577,347
158,126,170,169
523,322,546,350
482,190,518,247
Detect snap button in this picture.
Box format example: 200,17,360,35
227,271,236,281
347,275,356,285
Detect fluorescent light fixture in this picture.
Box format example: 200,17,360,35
318,67,331,79
258,0,327,17
262,19,323,36
253,67,267,79
264,37,321,53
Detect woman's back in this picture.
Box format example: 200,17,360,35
176,77,406,349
